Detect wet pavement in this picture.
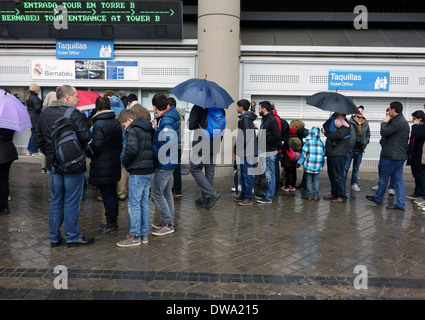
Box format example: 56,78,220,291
0,157,424,301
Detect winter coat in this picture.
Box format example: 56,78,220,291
235,110,258,158
26,91,43,127
348,116,370,153
259,111,281,153
297,127,326,174
407,123,425,166
0,128,18,164
282,135,302,168
88,110,123,186
380,113,410,161
153,106,180,170
34,100,91,173
323,116,351,157
122,116,154,175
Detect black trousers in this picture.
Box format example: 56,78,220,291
0,161,12,210
99,183,119,224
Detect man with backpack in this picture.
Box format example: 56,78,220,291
188,105,226,210
34,85,94,247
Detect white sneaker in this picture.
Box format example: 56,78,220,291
351,184,360,192
388,188,395,196
371,185,379,191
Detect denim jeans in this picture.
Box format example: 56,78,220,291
374,159,405,209
128,174,153,236
261,154,276,200
344,151,363,185
327,156,347,201
239,157,256,200
152,168,174,226
305,172,320,197
98,183,119,224
27,127,38,154
48,171,86,243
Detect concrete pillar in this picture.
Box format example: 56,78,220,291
198,0,240,166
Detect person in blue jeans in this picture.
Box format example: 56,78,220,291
366,101,410,210
256,101,281,204
234,99,258,206
34,85,93,247
116,109,154,247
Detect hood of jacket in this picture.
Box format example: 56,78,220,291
306,126,321,141
159,106,181,123
92,109,116,121
239,110,257,122
129,116,152,132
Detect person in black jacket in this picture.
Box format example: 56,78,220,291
234,99,257,206
116,109,154,247
88,97,123,235
322,112,351,203
34,85,93,248
26,83,43,156
0,128,18,215
256,101,281,204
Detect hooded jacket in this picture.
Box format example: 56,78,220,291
0,128,18,165
26,91,43,127
122,116,154,175
88,110,123,186
348,115,370,153
297,126,326,174
153,106,180,170
235,110,257,158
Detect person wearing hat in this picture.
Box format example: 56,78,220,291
26,83,43,156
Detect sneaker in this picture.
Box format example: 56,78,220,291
417,202,425,208
116,234,141,247
151,221,167,229
238,199,253,206
195,198,207,208
152,225,174,236
388,188,395,196
173,192,182,198
255,193,265,199
414,197,425,205
256,196,272,204
289,186,296,191
41,168,47,174
351,184,361,192
422,207,425,212
141,235,149,244
371,185,379,191
281,186,290,192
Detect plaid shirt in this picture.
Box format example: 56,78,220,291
297,126,325,174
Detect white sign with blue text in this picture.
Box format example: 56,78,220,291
328,70,390,91
56,39,114,59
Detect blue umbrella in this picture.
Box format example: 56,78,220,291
170,77,234,109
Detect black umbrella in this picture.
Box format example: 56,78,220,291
306,92,360,115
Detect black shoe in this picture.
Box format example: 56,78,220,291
50,238,63,247
195,198,207,208
365,195,381,205
118,196,126,201
204,193,220,210
66,236,95,247
95,223,118,234
386,205,405,211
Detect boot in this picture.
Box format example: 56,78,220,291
95,221,118,234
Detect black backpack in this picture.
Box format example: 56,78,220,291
51,108,86,173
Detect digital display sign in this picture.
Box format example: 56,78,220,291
0,1,182,39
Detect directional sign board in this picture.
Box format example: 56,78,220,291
0,1,182,39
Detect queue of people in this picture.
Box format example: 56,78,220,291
1,83,424,250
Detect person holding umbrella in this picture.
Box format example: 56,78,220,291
322,112,351,203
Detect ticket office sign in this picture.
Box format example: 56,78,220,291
328,70,390,91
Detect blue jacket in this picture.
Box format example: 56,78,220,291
297,127,326,174
153,106,180,169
